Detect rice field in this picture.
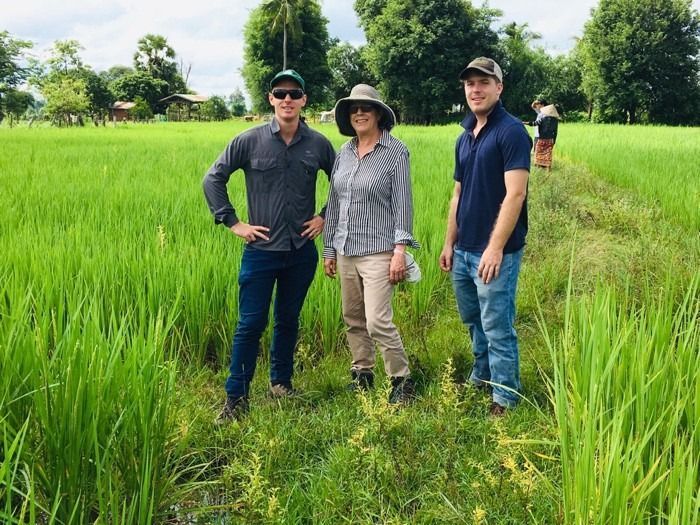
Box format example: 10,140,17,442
1,121,698,524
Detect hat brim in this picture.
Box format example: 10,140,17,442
459,65,502,82
334,96,396,137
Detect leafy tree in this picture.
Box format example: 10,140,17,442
327,40,377,102
1,31,34,123
228,88,247,116
497,23,552,118
46,39,84,75
3,89,34,126
131,96,153,120
133,33,186,108
242,0,332,113
42,77,90,125
110,71,168,111
580,0,700,124
201,95,230,120
99,65,133,85
540,52,588,119
355,0,500,123
34,39,113,122
82,69,114,121
261,0,303,70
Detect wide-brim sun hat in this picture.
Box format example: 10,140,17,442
334,84,396,137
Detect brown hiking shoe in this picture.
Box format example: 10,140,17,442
269,382,295,398
215,396,249,424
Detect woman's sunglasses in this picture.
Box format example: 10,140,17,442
349,104,376,114
271,88,305,100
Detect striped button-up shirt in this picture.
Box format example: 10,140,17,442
323,130,419,258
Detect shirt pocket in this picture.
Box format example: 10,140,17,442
249,157,279,192
300,158,319,191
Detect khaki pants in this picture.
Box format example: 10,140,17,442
337,252,411,378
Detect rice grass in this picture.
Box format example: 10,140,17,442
542,271,700,524
1,121,698,523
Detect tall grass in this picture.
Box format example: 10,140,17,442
555,123,700,231
1,121,698,522
542,272,700,524
0,279,203,523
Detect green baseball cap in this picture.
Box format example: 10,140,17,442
270,69,305,91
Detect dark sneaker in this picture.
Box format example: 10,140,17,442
269,382,295,398
216,396,249,424
489,402,508,417
388,376,416,404
347,370,374,392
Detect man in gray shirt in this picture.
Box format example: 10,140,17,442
203,69,335,422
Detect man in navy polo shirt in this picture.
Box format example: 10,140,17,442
439,57,531,416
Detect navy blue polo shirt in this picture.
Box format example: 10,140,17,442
453,101,532,254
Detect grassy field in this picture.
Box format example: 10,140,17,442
0,121,698,524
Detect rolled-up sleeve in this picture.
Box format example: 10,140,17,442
391,149,420,249
202,137,245,227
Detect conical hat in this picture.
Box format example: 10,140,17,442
541,104,560,118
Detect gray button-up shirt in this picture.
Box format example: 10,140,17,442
203,118,336,251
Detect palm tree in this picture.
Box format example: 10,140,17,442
261,0,303,70
133,34,176,79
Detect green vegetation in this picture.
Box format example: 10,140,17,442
557,123,700,231
242,0,332,112
0,121,698,523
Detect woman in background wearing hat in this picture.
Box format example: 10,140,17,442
526,103,560,170
322,84,420,404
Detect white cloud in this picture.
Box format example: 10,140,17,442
5,0,700,97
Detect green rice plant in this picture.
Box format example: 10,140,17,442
0,282,206,523
2,121,698,522
555,123,700,231
542,270,700,524
1,418,33,524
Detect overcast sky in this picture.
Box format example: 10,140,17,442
5,0,700,98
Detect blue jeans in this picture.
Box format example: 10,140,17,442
225,242,318,398
451,248,524,408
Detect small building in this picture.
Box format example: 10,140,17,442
159,94,209,121
319,109,335,123
109,101,135,121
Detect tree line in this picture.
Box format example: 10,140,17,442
0,32,245,126
244,0,700,125
2,0,699,126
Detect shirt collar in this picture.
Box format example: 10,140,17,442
350,128,392,151
460,100,505,131
269,117,309,138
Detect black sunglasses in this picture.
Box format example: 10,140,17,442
271,88,305,100
349,104,376,114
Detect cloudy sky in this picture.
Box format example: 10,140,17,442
5,0,700,98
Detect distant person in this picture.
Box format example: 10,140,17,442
532,104,559,170
524,98,546,150
439,57,531,416
322,84,419,404
203,69,335,423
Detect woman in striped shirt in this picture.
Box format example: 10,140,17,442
322,84,420,404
